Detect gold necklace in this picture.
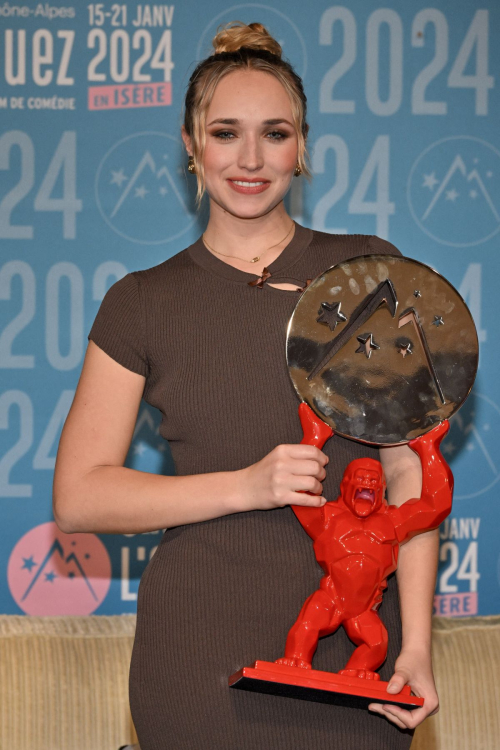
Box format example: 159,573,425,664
202,221,295,264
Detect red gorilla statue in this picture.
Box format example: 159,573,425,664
275,403,453,679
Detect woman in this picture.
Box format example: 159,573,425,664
53,21,439,750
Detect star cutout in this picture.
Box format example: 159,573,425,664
159,186,168,196
84,553,91,559
466,442,475,451
445,188,459,201
487,171,493,178
442,442,455,456
396,341,413,358
422,172,439,190
135,185,149,199
44,571,57,583
317,301,347,331
21,555,37,572
134,441,147,456
469,189,478,199
110,168,128,187
432,315,444,326
414,290,421,298
355,333,380,359
68,571,75,578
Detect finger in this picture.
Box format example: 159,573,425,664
368,704,407,730
293,475,324,494
289,460,327,480
382,704,421,730
284,444,329,464
386,672,408,694
290,491,326,507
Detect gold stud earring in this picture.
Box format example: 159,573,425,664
294,163,302,177
187,156,196,174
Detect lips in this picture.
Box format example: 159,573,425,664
354,489,375,503
227,178,271,195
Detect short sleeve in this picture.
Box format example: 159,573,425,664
368,235,403,257
87,272,149,376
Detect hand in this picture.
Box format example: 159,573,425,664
239,444,329,511
368,647,439,730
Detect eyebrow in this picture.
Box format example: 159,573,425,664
207,118,294,127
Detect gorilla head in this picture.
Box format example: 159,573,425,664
340,458,387,518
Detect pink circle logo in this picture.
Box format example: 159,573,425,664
7,522,111,615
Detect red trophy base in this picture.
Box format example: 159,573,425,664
228,661,424,711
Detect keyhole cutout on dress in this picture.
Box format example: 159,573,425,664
267,283,302,292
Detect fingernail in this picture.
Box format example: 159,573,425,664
387,682,398,693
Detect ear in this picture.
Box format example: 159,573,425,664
181,125,193,156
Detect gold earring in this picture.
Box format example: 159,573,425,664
294,163,302,177
187,156,196,174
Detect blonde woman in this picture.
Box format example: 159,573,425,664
54,22,439,750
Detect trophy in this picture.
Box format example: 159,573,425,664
229,254,478,710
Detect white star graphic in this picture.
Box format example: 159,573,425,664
159,186,168,196
487,171,493,178
135,185,149,199
445,188,459,201
422,172,439,190
110,169,128,187
469,189,478,199
473,158,479,164
483,424,490,431
466,442,475,451
133,441,148,456
442,442,455,456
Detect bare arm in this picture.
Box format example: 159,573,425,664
53,342,327,534
371,443,439,729
381,443,437,653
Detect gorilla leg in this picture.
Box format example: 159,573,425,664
340,610,388,679
275,576,342,668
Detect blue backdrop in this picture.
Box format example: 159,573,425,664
1,0,498,617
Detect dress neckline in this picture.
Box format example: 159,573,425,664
186,221,314,284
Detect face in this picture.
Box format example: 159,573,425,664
341,460,386,518
185,69,299,219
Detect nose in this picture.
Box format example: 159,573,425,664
237,134,264,172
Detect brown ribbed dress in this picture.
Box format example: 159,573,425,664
88,223,413,750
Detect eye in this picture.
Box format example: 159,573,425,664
266,130,288,140
213,131,235,140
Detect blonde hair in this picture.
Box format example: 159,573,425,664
183,21,311,205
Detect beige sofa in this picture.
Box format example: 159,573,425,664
1,614,498,750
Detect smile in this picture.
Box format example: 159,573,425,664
233,180,265,186
227,179,271,195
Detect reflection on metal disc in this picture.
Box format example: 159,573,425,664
286,254,478,446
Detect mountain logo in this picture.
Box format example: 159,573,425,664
95,131,196,245
197,4,307,79
7,522,111,615
407,136,500,247
442,392,499,500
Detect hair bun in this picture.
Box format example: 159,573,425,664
212,21,282,57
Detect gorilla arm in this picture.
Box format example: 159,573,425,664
373,422,452,729
388,420,453,544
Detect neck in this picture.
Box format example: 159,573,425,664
203,201,294,266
